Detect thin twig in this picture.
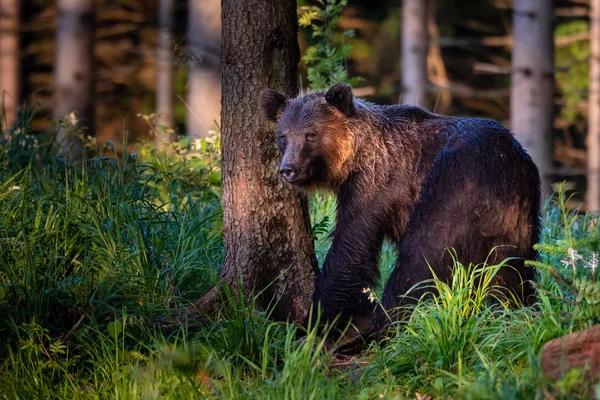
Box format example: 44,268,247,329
63,314,87,341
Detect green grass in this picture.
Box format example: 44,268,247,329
1,112,599,399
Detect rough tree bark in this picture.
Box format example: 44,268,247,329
510,0,554,198
155,0,175,146
190,0,318,323
0,0,20,134
54,0,95,159
587,0,600,211
186,0,221,138
401,0,429,107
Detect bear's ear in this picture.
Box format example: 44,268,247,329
259,89,289,123
325,83,355,115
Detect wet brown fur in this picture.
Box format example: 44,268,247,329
259,83,541,346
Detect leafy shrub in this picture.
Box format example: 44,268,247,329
299,0,361,89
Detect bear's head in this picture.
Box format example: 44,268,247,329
259,83,356,188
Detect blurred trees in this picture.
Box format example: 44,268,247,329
155,0,175,145
588,0,600,211
401,0,428,106
54,0,95,158
7,0,600,208
186,0,220,138
426,0,451,113
0,0,20,133
510,0,555,196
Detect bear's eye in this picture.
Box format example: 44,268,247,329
306,132,316,140
278,134,287,144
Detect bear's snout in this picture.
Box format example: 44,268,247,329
279,164,298,182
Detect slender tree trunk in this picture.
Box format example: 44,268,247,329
192,0,317,323
426,0,451,113
156,0,175,147
186,0,220,138
401,0,429,107
0,0,20,134
54,0,95,159
587,0,600,211
510,0,554,198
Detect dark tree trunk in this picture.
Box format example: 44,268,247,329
193,0,318,323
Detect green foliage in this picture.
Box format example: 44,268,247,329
309,191,336,264
359,184,600,399
2,112,600,398
369,258,511,381
364,256,593,399
308,191,396,296
299,0,361,89
0,104,57,172
555,21,590,122
0,109,223,348
526,183,600,328
197,284,288,371
252,320,343,400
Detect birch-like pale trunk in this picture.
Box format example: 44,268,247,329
0,0,20,134
156,0,175,147
587,0,600,211
401,0,428,108
54,0,95,159
510,0,554,199
186,0,221,138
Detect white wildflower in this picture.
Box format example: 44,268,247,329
361,287,376,303
568,247,582,261
561,247,582,274
68,111,79,126
583,252,598,274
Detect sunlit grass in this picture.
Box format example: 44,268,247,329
0,113,599,399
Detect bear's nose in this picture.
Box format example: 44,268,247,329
279,165,297,181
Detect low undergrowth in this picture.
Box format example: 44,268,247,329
0,112,599,399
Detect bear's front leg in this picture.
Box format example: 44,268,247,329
307,210,385,343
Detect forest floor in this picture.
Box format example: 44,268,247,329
0,118,599,399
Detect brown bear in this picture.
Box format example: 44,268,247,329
259,83,540,341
